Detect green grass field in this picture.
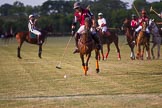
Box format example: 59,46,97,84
0,36,162,108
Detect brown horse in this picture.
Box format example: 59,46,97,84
78,18,100,75
122,18,136,60
97,28,121,60
16,25,52,59
136,21,151,60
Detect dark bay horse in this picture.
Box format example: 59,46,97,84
136,21,150,60
78,18,100,75
16,25,52,59
97,28,121,60
122,18,136,60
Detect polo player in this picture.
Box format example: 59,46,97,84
28,14,41,44
133,9,150,43
71,2,101,54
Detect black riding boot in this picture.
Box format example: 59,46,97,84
73,33,80,54
92,33,101,50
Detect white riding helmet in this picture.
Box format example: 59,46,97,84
98,13,103,16
29,14,34,19
73,2,81,9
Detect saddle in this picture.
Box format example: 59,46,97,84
98,29,111,37
105,31,111,36
29,32,37,38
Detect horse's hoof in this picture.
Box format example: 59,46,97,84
141,57,144,60
147,57,151,60
38,54,42,58
17,56,22,59
84,71,87,76
130,57,135,60
118,58,121,60
96,69,100,73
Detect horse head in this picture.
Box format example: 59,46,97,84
40,24,53,42
149,19,161,37
79,17,92,43
122,18,131,31
41,24,53,34
148,19,157,30
141,21,147,32
84,17,92,30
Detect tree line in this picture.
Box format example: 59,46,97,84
0,0,162,36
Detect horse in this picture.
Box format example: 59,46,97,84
122,18,136,60
149,19,162,59
97,28,121,60
78,18,100,75
16,25,53,59
136,21,151,60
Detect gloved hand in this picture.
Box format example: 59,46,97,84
71,26,75,36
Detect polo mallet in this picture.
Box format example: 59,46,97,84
133,3,140,17
150,6,160,17
56,36,73,69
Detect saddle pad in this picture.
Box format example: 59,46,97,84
30,32,37,38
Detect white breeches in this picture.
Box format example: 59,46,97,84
30,29,41,36
135,26,150,33
77,25,96,35
101,26,107,32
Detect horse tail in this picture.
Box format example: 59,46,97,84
15,32,20,41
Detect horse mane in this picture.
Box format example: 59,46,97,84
123,18,134,36
40,25,53,37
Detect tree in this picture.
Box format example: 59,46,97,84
0,4,13,16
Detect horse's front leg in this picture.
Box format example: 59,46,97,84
95,49,100,73
80,54,86,75
157,43,160,59
141,45,145,60
38,44,42,58
17,41,23,59
151,43,156,59
114,41,121,60
100,45,104,60
105,44,110,59
129,42,135,60
130,47,135,60
146,44,151,60
136,43,141,59
84,53,91,75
